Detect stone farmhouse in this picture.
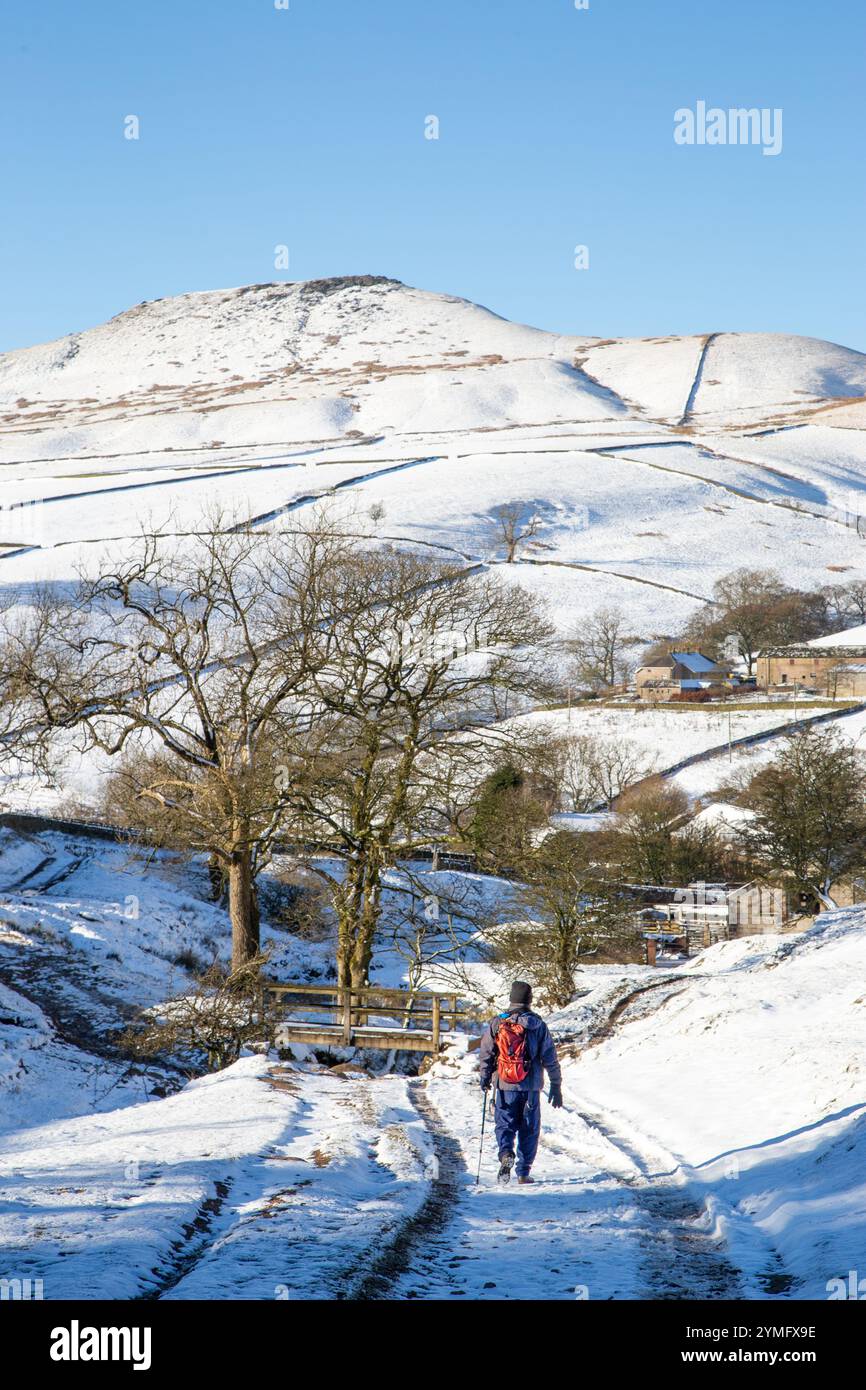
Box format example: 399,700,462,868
757,622,866,696
634,650,733,702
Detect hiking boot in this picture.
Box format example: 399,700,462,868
517,1174,534,1185
497,1152,515,1184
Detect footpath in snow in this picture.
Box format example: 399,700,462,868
2,820,865,1301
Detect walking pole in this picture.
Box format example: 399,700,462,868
475,1091,489,1185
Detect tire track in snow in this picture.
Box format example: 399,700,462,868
572,1099,805,1300
343,1078,464,1300
573,1105,744,1299
347,1060,741,1301
376,977,791,1301
135,1178,235,1301
564,984,796,1299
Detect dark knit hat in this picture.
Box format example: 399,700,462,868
509,980,532,1008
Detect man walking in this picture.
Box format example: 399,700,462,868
478,979,563,1184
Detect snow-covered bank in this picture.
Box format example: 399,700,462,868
0,827,437,1299
560,911,866,1297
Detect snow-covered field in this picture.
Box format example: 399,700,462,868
4,275,866,815
671,703,866,800
507,702,846,780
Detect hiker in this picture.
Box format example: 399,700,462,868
478,980,562,1185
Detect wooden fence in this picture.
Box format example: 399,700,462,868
266,982,468,1053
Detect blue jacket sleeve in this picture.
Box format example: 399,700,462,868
539,1023,562,1088
478,1022,497,1088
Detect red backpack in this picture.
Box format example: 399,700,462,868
494,1015,530,1085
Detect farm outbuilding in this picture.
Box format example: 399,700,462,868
641,880,788,957
757,622,866,695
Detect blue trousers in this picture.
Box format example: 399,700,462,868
494,1087,541,1176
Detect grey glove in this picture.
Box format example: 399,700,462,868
548,1083,563,1108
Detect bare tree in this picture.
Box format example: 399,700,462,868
0,597,57,789
276,548,551,991
822,580,866,629
568,607,641,692
383,872,493,1017
5,511,351,970
606,780,740,887
685,569,828,674
560,732,655,810
639,637,679,666
606,780,691,885
4,518,551,988
486,502,543,562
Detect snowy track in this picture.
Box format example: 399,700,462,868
345,1079,464,1299
350,1056,753,1302
572,1102,743,1300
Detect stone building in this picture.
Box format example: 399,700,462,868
757,622,866,695
635,650,731,701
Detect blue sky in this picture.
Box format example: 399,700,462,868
1,0,863,352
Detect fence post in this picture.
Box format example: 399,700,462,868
432,993,441,1052
340,988,352,1046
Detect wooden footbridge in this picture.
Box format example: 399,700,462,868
267,982,467,1054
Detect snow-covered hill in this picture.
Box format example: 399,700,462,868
2,277,866,648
